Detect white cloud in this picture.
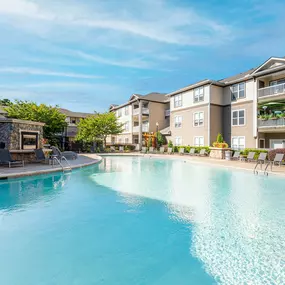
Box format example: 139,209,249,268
0,67,102,79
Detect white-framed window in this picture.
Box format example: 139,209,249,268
125,138,129,144
231,82,245,100
194,87,204,102
118,138,122,143
231,136,245,150
232,109,245,126
175,136,182,146
174,116,182,128
124,121,129,132
117,109,122,117
193,111,204,127
124,106,129,116
194,136,204,146
174,94,182,108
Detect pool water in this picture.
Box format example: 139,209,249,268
0,156,284,285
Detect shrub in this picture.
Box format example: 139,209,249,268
168,140,173,148
240,148,268,160
213,142,229,148
268,148,285,161
174,146,210,154
216,133,224,143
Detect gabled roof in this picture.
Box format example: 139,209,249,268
58,108,93,118
218,68,256,84
135,92,168,103
251,57,285,76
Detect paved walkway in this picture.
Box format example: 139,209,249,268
97,152,285,177
0,154,101,179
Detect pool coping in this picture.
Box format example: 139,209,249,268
0,155,102,180
98,153,285,178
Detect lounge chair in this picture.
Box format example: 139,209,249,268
241,151,255,162
34,149,51,164
264,153,284,173
167,147,173,154
197,149,207,156
51,146,77,160
159,147,165,154
110,146,116,153
119,146,124,152
179,147,185,155
188,148,195,156
148,147,155,154
253,152,268,173
0,149,24,168
231,151,240,160
141,147,147,154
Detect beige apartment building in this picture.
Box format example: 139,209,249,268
107,93,170,147
168,56,285,150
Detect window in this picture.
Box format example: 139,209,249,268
21,132,38,150
232,109,245,126
175,137,182,146
193,112,204,127
70,117,77,124
125,138,129,144
194,136,204,147
125,106,129,116
118,138,122,143
194,87,204,102
231,82,245,100
174,94,182,108
174,116,182,128
124,121,129,132
231,136,245,150
117,109,122,117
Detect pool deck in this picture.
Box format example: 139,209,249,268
96,152,285,177
1,152,284,179
0,154,102,179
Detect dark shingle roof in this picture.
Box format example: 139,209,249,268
218,68,256,84
135,92,168,103
58,108,93,118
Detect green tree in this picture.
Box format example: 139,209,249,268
216,133,224,143
155,131,165,147
0,98,13,106
5,100,67,144
76,112,123,147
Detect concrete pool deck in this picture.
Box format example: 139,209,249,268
0,154,102,179
1,152,284,179
96,152,285,177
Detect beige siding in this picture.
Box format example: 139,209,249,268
210,105,223,144
170,105,209,146
148,102,169,132
210,85,224,105
231,101,256,148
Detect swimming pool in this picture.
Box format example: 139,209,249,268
0,156,284,285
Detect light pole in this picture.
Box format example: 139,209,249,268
156,122,159,148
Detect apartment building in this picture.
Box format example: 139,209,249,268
107,92,170,147
168,56,285,149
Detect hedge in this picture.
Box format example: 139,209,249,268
240,148,268,160
174,146,210,154
268,148,285,161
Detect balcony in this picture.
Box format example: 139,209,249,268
258,83,285,101
142,124,149,132
133,108,140,116
258,117,285,131
165,109,170,117
133,125,139,133
142,107,149,115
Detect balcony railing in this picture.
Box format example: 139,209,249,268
258,118,285,128
133,126,140,133
133,108,140,116
142,125,149,132
142,107,149,115
165,109,170,117
258,83,285,98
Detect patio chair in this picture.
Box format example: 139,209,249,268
241,151,256,162
140,146,147,153
159,147,165,154
148,147,155,154
34,149,51,164
110,146,116,153
0,149,24,168
51,146,77,160
253,152,268,173
188,148,195,156
167,147,173,155
231,151,240,160
119,146,124,152
264,153,284,173
197,149,207,156
179,148,185,155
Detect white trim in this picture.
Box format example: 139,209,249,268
251,57,285,75
174,115,182,128
231,136,245,150
193,136,204,147
231,82,246,101
173,94,183,108
193,86,204,103
232,109,246,126
175,136,182,146
193,111,204,127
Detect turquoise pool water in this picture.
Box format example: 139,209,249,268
0,156,284,285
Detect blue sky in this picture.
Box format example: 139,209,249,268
0,0,285,113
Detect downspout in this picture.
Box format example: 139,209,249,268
208,82,213,147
